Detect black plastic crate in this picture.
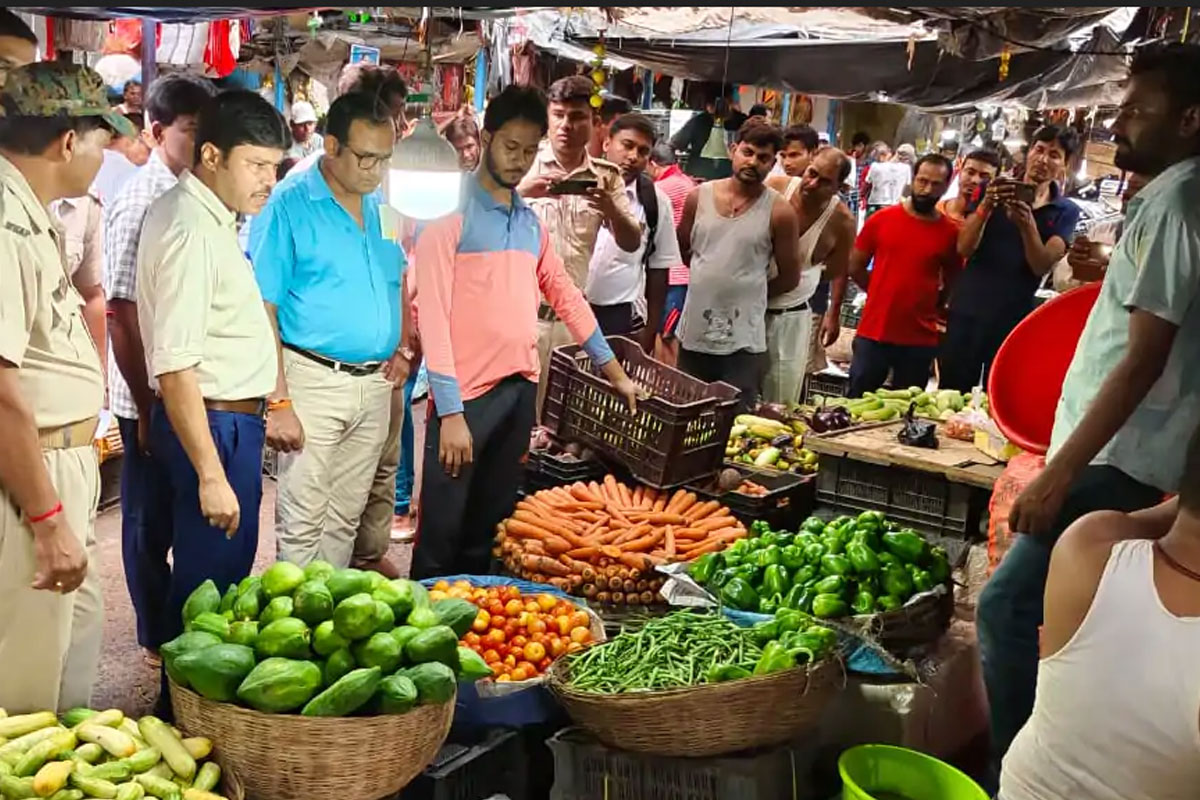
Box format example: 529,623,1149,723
688,463,815,531
525,449,607,491
401,729,525,800
802,372,850,405
548,727,820,800
814,452,985,544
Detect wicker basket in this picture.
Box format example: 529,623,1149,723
169,680,453,800
222,767,245,800
846,581,954,654
546,657,841,758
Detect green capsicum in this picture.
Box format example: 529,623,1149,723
783,584,812,613
882,529,927,563
759,531,780,547
927,546,951,584
910,568,934,593
791,565,817,587
756,544,783,568
803,541,827,565
720,577,760,611
813,574,844,595
822,530,847,555
753,641,796,675
687,552,720,585
811,593,849,619
801,517,826,535
749,520,771,538
851,589,875,615
846,541,880,574
762,564,791,597
706,664,753,683
875,595,903,612
750,619,779,646
882,564,914,598
774,607,807,634
856,510,886,526
710,568,736,590
758,593,782,615
781,626,838,662
780,544,807,570
820,554,851,577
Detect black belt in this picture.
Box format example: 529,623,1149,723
766,301,810,315
283,343,382,377
538,303,558,323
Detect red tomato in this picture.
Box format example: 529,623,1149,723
566,641,584,654
510,665,532,682
538,657,553,672
527,619,548,635
536,594,558,612
510,635,529,650
489,615,507,630
503,622,519,639
570,626,592,645
484,629,506,648
524,601,541,614
504,599,524,617
464,631,482,647
482,649,501,664
569,611,590,631
516,660,537,675
471,611,490,633
496,674,512,683
504,586,523,602
531,632,547,645
503,654,517,668
487,600,506,617
548,637,568,658
523,641,546,662
555,616,572,636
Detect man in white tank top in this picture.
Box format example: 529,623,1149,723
761,148,855,406
676,120,802,411
999,472,1200,800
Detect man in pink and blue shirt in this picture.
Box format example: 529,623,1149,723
410,84,639,578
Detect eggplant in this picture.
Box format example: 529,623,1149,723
771,432,793,448
756,403,789,422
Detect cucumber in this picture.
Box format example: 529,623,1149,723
0,775,35,799
114,783,145,800
123,747,162,774
47,790,84,800
134,773,181,799
191,762,220,794
136,720,193,783
0,715,57,741
72,744,103,765
87,761,132,782
59,710,96,729
68,773,118,799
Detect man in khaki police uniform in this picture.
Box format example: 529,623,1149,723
0,62,137,712
518,76,640,415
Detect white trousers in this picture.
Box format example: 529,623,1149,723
763,309,813,406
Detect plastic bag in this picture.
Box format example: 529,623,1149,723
945,406,989,441
898,403,938,449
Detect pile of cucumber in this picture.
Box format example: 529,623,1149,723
815,387,987,424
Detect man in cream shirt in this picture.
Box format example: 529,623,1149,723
136,89,290,640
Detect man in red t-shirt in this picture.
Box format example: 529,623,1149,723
847,153,961,396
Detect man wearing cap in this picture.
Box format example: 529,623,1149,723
288,100,323,161
0,62,137,712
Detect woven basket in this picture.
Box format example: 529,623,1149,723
848,581,954,654
222,767,245,800
546,657,841,758
170,680,453,800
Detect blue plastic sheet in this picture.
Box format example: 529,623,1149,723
723,608,901,677
418,574,575,602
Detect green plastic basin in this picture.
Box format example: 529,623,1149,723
839,745,989,800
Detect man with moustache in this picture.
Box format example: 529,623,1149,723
676,120,802,411
409,84,640,578
847,154,961,396
137,90,290,639
980,43,1200,789
761,147,855,405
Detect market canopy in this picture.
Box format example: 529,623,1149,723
14,7,324,22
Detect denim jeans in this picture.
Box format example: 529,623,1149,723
976,464,1161,791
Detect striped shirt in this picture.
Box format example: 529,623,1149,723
413,175,613,417
654,164,694,287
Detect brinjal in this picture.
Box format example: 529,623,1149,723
771,432,793,448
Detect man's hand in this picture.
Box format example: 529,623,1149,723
266,405,305,454
439,413,473,478
30,517,88,593
136,414,151,456
200,474,240,537
611,374,640,413
584,186,620,221
1009,464,1072,536
820,312,841,348
1005,199,1037,232
1067,235,1109,283
518,172,559,200
638,325,657,355
382,351,411,386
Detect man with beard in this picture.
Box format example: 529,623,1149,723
847,154,961,396
979,43,1200,790
941,125,1080,391
676,120,801,411
409,85,640,577
761,147,855,405
937,148,1001,225
585,113,681,343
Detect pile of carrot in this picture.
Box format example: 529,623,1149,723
495,475,747,605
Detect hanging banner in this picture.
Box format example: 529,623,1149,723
349,43,381,66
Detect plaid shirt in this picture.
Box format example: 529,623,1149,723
102,150,177,419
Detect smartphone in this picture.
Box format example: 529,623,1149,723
549,177,599,196
1009,182,1035,205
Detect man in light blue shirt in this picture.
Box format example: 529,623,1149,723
249,90,413,568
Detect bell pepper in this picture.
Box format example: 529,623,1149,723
811,593,849,619
780,545,807,570
875,595,903,612
822,530,847,555
774,533,796,548
882,529,927,563
763,564,791,597
820,554,851,577
877,551,898,567
758,593,783,615
781,626,838,661
801,517,826,535
723,552,745,569
687,552,720,585
856,510,886,526
729,539,752,557
927,547,951,584
774,607,807,634
710,568,736,590
791,565,817,587
846,542,880,574
720,577,760,611
749,520,772,538
850,527,882,552
756,544,783,568
910,568,934,593
882,564,914,598
706,664,753,683
813,574,844,595
750,619,780,646
832,515,854,528
851,589,875,615
753,641,796,675
783,584,812,613
759,531,780,547
803,541,827,565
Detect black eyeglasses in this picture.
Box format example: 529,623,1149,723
342,144,393,171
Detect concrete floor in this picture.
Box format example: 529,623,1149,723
89,481,412,715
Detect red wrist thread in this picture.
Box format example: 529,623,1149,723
28,502,63,524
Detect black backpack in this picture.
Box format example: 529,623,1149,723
634,173,659,270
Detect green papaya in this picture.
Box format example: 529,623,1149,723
404,625,459,669
432,598,479,638
174,643,256,703
312,620,351,657
376,675,418,714
399,662,456,705
364,571,386,593
185,611,229,641
301,667,381,717
456,647,492,682
237,575,263,601
218,583,239,614
293,580,335,626
259,596,294,626
389,625,421,654
372,601,395,634
232,590,261,622
302,559,335,583
326,569,372,604
352,633,402,674
181,580,221,625
227,620,259,648
160,631,222,687
237,658,322,713
410,580,431,609
322,648,356,688
255,617,311,660
372,580,415,620
406,606,439,630
333,593,378,641
260,561,305,600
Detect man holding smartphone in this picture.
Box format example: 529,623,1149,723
941,125,1080,391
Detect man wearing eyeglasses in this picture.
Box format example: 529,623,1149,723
249,91,412,568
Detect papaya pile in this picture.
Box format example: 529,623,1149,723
164,562,487,717
0,706,228,800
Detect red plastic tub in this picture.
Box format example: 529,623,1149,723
987,282,1101,454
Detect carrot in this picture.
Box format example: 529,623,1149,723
683,500,720,523
579,518,607,539
694,515,739,533
603,475,621,504
664,525,676,559
613,522,652,546
640,488,656,510
566,546,599,560
651,493,668,513
570,482,602,504
600,545,623,560
512,510,587,546
547,577,572,592
639,513,688,525
588,480,604,499
613,482,631,509
505,518,561,541
671,527,708,540
559,555,592,574
620,528,665,553
676,539,729,559
664,489,688,514
597,528,625,545
607,503,634,527
618,552,653,571
632,485,644,508
674,492,698,516
522,553,572,577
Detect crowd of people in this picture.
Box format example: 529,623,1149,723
2,4,1200,793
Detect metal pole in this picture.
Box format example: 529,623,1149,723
641,68,653,110
140,18,156,88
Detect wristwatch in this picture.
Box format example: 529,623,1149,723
397,345,416,362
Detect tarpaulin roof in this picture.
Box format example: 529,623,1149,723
14,7,324,22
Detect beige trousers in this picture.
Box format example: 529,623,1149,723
353,384,406,563
0,445,102,712
276,350,394,568
535,318,574,422
763,310,813,406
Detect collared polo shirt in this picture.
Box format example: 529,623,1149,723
951,182,1080,324
137,172,276,401
52,193,102,286
1050,157,1200,493
249,159,406,364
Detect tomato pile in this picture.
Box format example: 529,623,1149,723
429,580,595,682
